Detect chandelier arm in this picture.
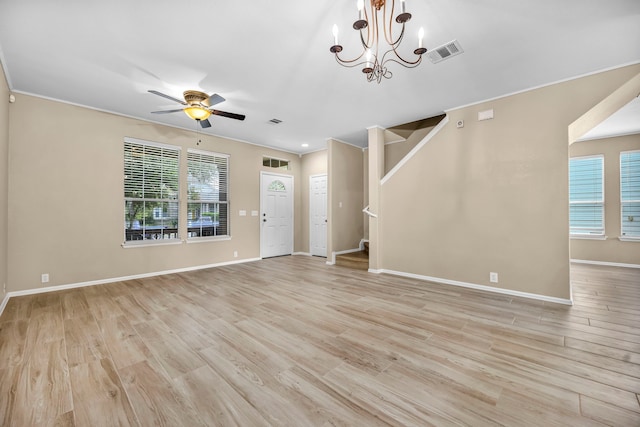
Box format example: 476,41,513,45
363,4,373,48
379,40,424,67
383,56,424,69
390,23,406,47
334,53,369,68
383,0,395,46
359,26,371,50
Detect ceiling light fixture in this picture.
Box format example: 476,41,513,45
183,106,211,121
330,0,427,83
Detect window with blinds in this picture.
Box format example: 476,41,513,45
569,155,604,236
124,139,180,242
187,149,229,238
621,150,640,238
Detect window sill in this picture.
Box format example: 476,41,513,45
186,236,232,244
122,239,183,248
570,235,607,241
618,236,640,242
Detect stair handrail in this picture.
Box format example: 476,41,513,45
362,205,378,218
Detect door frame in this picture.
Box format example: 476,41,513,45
260,171,294,259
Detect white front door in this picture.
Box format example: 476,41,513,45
260,172,293,258
310,174,327,257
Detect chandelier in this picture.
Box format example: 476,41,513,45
330,0,427,83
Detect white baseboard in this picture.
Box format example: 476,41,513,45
379,268,573,306
0,294,9,318
292,252,311,256
329,247,362,265
571,259,640,269
0,257,261,316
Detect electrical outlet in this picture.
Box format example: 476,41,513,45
233,251,238,258
41,273,49,284
489,272,498,283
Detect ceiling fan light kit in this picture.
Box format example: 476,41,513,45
149,89,246,128
184,106,211,121
330,0,427,83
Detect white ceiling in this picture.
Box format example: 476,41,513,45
1,1,639,154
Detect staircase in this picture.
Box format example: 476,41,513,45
335,242,369,271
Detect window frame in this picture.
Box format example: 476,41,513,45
123,137,181,247
186,148,231,242
569,155,605,238
620,150,640,241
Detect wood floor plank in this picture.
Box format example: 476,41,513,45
580,394,640,426
118,360,204,427
70,358,139,427
0,257,639,425
198,344,320,426
173,364,272,427
60,290,91,320
0,295,33,322
98,315,153,370
0,320,28,367
564,336,640,365
132,318,207,380
0,367,18,427
12,340,74,427
64,313,110,366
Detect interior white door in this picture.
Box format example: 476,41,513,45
309,174,327,257
260,172,293,258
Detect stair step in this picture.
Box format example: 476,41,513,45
335,250,369,270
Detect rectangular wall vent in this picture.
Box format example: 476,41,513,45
268,118,283,125
427,40,464,64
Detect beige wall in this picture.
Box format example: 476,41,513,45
328,139,364,254
0,64,8,296
384,126,434,175
378,64,640,300
300,149,327,254
7,94,301,292
570,134,640,265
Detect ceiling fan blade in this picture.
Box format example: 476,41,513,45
148,90,187,105
210,109,246,121
203,93,225,107
199,119,212,128
150,109,184,114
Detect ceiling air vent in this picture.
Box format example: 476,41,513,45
268,118,283,125
427,40,464,64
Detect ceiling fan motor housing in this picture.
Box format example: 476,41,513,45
183,90,209,106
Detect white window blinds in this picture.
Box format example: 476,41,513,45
569,156,604,236
124,139,180,242
187,149,229,238
621,150,640,238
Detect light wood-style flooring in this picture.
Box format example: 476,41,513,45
0,256,639,426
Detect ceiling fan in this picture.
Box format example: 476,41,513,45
148,89,246,128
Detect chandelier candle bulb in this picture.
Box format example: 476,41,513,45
418,27,424,48
357,0,364,19
332,24,339,45
401,0,406,13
